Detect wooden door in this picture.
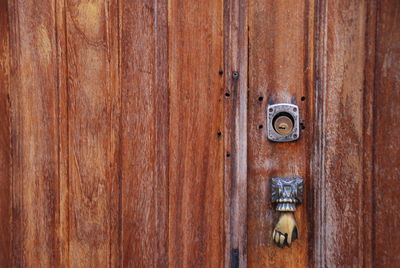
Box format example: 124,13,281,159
0,0,399,267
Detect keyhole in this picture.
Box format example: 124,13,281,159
279,123,288,130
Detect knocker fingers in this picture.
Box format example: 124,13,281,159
272,229,287,247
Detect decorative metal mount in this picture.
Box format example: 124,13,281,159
271,177,303,248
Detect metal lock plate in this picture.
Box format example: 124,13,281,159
267,103,300,142
271,177,304,211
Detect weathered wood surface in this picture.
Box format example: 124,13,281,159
1,0,400,267
313,1,376,267
8,0,61,266
120,0,168,266
56,0,69,266
64,0,120,266
168,0,224,267
373,0,400,266
247,0,313,266
0,0,11,265
223,0,248,267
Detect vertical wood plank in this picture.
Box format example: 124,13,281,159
223,0,248,266
0,0,11,265
119,0,169,266
56,0,69,266
8,0,61,266
247,1,314,266
65,0,119,266
361,1,377,266
108,1,121,267
313,0,374,266
373,0,400,266
168,0,224,266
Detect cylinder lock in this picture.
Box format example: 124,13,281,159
267,103,300,142
273,114,294,135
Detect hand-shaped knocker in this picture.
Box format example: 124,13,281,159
271,177,303,248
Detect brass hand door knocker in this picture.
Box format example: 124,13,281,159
271,177,303,248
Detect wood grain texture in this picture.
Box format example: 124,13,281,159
168,0,224,267
373,0,400,266
223,0,248,267
2,1,400,267
119,0,169,266
313,0,374,266
8,0,61,266
360,1,377,266
0,0,11,265
56,0,69,266
247,1,313,267
65,0,119,266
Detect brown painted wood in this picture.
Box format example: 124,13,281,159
65,0,119,266
247,1,314,267
373,0,400,266
119,0,169,266
8,0,61,266
0,0,11,265
168,0,225,267
223,0,248,267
